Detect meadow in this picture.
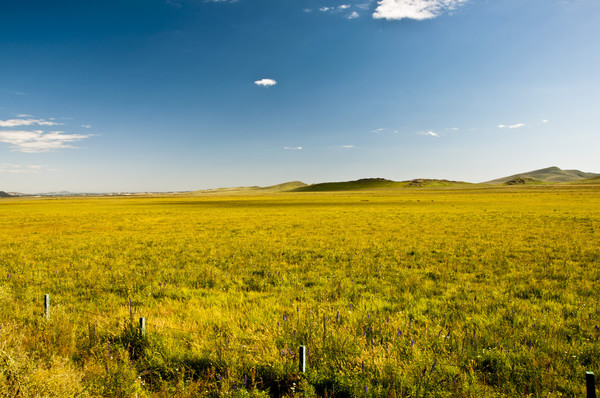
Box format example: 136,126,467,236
0,185,599,397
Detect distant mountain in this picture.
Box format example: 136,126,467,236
485,166,599,184
293,178,469,192
0,191,11,198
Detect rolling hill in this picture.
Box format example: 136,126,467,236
293,178,470,192
485,166,599,184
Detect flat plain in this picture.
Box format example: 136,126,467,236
0,184,599,397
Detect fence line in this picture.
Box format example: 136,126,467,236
37,293,598,392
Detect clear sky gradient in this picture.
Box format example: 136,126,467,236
1,0,599,193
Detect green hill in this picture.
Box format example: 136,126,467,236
486,166,599,184
568,175,600,185
293,178,469,192
293,178,402,192
189,181,306,194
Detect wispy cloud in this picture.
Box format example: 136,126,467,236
81,124,92,129
498,123,525,129
341,145,355,148
0,163,47,173
418,130,440,137
542,119,549,123
373,0,468,21
317,4,360,18
0,130,93,153
284,146,303,150
371,128,385,134
254,78,277,87
0,117,62,127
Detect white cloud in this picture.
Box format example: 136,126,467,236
0,163,47,174
82,124,92,128
339,4,351,9
284,146,303,150
373,0,468,21
0,130,93,153
418,130,440,137
304,8,312,12
0,117,62,127
371,128,385,134
498,123,525,129
347,11,360,19
320,7,331,12
542,119,549,123
254,78,277,87
341,145,355,148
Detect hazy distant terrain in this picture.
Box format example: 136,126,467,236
2,167,599,197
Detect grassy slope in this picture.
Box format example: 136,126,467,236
187,181,307,195
567,175,600,185
294,178,470,192
486,166,600,184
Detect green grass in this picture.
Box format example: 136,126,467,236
0,185,599,397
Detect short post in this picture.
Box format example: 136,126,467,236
139,317,146,337
299,345,306,373
587,371,597,398
44,294,50,320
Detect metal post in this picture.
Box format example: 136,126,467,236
139,317,146,336
587,371,597,398
44,294,50,320
299,345,306,373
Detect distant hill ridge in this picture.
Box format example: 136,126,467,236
293,178,469,192
0,191,11,198
486,166,599,184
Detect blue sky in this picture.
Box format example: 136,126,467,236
1,0,599,193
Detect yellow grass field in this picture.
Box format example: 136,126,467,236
0,185,599,397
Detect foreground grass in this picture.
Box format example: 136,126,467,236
0,185,599,397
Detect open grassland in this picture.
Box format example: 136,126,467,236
0,185,599,397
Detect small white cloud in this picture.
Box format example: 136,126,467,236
320,6,331,12
0,163,47,174
0,117,62,127
499,123,525,129
542,119,549,123
81,124,92,129
347,11,360,19
284,146,303,150
450,127,459,131
254,78,277,87
339,4,351,9
0,130,93,153
371,128,385,134
303,8,312,12
418,131,440,137
373,0,468,21
341,145,355,148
